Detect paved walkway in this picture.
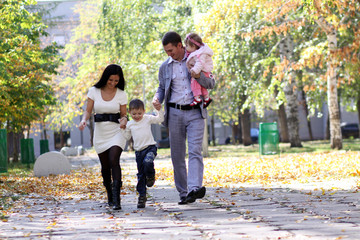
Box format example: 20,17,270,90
1,152,360,239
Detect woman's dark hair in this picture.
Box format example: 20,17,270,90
162,31,182,47
129,99,145,111
94,64,125,90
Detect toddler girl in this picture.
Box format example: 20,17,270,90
185,33,214,107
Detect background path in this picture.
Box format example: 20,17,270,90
1,152,359,239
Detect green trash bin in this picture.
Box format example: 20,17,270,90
0,129,7,173
40,139,49,155
20,138,35,164
259,122,280,155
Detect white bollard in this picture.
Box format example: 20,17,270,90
34,151,71,177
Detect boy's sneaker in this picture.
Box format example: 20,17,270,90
146,176,155,187
137,195,147,208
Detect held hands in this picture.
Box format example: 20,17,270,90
119,117,127,129
78,120,86,131
152,97,161,111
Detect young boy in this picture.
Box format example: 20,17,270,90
121,99,164,208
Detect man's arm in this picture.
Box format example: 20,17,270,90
193,72,215,89
154,64,166,103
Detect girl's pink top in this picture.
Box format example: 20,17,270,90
186,43,214,74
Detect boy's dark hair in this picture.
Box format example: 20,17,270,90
162,31,182,47
129,99,145,111
94,64,125,90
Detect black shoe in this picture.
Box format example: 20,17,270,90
112,180,122,210
185,186,206,203
195,186,206,199
146,176,155,187
137,195,147,208
178,196,188,205
203,98,213,108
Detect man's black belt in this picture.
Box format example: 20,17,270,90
94,113,120,123
168,102,200,110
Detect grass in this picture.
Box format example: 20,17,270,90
157,138,360,158
156,139,360,188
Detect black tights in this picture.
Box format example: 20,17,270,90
98,146,122,184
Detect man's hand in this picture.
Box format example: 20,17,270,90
191,70,200,79
152,97,161,111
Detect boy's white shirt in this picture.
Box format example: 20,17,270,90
122,110,164,151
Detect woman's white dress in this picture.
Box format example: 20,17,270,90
87,86,127,154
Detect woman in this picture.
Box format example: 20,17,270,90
79,64,128,210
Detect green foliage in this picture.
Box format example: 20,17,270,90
0,0,62,132
53,0,359,140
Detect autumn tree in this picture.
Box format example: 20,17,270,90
0,0,61,160
308,0,360,145
199,0,281,145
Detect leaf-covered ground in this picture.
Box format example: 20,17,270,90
1,148,360,222
0,166,137,221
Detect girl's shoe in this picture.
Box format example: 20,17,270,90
190,97,202,106
203,97,212,108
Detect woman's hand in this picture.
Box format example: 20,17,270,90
78,120,86,131
119,117,127,129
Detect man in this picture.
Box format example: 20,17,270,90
153,31,215,204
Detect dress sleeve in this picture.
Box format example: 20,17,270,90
119,90,128,105
87,87,96,100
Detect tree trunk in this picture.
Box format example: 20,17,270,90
6,123,10,163
12,132,19,163
314,5,342,149
237,112,242,144
278,103,289,142
202,118,209,157
279,35,302,147
60,127,64,148
325,114,330,140
302,90,313,140
231,124,237,145
26,124,31,139
41,120,47,140
211,114,216,146
240,108,252,146
357,98,360,138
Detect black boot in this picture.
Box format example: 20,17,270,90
112,180,122,210
103,181,113,206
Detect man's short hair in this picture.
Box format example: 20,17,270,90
129,99,145,111
162,31,182,46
